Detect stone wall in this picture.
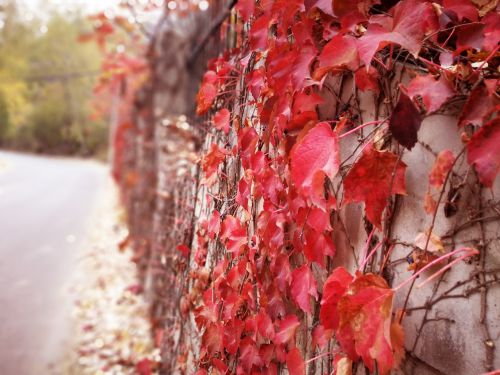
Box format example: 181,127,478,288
117,3,500,374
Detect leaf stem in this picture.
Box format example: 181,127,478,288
392,247,477,293
339,120,385,139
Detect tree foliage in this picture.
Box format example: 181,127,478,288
0,2,107,155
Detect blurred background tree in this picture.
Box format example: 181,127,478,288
0,0,108,157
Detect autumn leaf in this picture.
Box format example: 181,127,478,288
311,324,333,350
354,66,380,94
235,0,255,22
286,348,305,375
429,150,455,188
201,143,229,186
247,68,265,101
390,320,405,367
302,228,335,266
207,210,221,239
274,315,301,345
389,91,422,150
467,117,500,187
256,310,275,340
239,337,263,371
177,244,190,258
414,231,445,253
292,42,318,91
344,145,407,228
314,34,360,80
482,12,500,51
407,249,439,271
332,0,379,18
405,74,455,114
220,215,248,253
320,267,353,330
357,0,437,66
443,0,478,21
202,323,223,354
136,359,153,375
458,82,498,127
291,264,318,313
196,70,218,115
336,273,395,375
213,108,230,134
290,122,340,206
305,0,333,14
249,14,272,50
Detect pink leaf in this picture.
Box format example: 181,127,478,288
290,122,340,204
213,108,230,134
405,74,456,113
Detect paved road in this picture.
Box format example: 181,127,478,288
0,151,110,375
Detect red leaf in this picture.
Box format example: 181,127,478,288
312,324,334,349
314,34,360,80
458,82,498,127
223,319,244,355
201,144,229,186
177,244,190,258
455,23,485,53
235,0,255,22
286,348,305,375
483,12,500,51
292,42,317,91
136,358,152,375
213,108,230,134
257,310,276,340
389,91,422,149
290,122,340,205
292,91,325,115
220,215,247,253
354,66,380,94
236,178,251,210
405,74,456,113
247,68,266,101
249,15,272,50
291,264,318,313
207,210,221,239
467,117,500,187
239,337,263,371
196,71,218,115
357,0,437,66
202,323,223,354
337,274,395,375
320,267,353,330
302,228,335,266
274,315,300,345
332,0,379,18
271,253,292,293
304,0,333,14
343,145,407,228
429,150,455,188
443,0,478,21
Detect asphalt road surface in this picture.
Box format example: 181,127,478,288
0,151,110,375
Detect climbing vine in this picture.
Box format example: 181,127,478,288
182,0,500,374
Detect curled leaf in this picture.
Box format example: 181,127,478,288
389,91,422,150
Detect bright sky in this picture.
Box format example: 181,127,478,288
18,0,122,16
